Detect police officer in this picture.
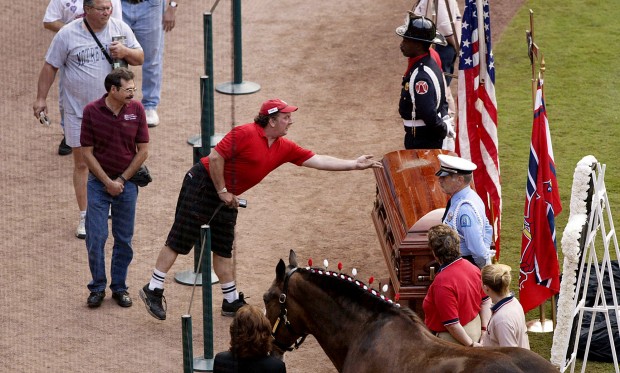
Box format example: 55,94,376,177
396,13,454,150
436,154,494,268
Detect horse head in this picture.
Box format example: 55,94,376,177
263,250,560,373
263,249,409,367
263,249,308,360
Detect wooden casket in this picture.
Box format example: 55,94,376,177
371,149,453,316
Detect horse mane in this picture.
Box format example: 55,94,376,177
297,266,426,327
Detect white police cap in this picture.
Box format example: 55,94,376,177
435,154,477,177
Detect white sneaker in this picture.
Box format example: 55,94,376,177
76,216,86,239
145,109,160,127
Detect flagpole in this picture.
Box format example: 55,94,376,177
476,0,492,259
528,9,537,109
431,0,439,24
444,0,460,58
524,12,554,332
476,0,486,85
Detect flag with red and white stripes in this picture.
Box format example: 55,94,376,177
519,78,562,313
456,0,502,257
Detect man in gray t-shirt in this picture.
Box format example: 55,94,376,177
33,0,143,240
42,0,123,156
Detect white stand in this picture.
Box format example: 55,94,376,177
551,158,620,372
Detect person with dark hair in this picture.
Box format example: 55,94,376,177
480,264,530,348
436,154,494,268
395,12,453,150
138,98,382,320
214,304,286,373
80,67,149,308
33,0,143,240
423,224,491,347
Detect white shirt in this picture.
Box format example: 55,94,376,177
43,0,122,24
414,0,461,40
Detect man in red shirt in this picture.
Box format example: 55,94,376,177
81,67,149,308
139,98,382,320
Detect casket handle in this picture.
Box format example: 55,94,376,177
417,261,438,282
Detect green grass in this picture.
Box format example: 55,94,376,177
494,0,620,371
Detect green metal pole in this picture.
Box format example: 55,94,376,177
181,314,194,373
192,146,203,273
192,225,215,371
200,75,213,156
201,225,214,359
232,0,242,84
203,11,215,143
215,0,260,95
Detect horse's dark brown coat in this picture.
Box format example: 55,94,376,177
264,250,559,373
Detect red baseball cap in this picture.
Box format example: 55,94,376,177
259,99,298,115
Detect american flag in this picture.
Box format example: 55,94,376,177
456,0,502,258
519,78,562,313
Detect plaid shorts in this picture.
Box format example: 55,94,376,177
165,163,238,258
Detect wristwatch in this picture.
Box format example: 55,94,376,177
169,1,178,8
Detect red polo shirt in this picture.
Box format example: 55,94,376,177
423,258,488,332
201,122,314,195
81,95,149,177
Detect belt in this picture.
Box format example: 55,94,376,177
462,255,477,267
403,119,426,128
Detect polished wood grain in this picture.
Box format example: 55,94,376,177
371,149,455,316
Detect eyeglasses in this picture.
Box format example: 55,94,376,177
120,87,138,93
87,5,113,13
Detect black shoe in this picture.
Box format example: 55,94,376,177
139,284,166,320
87,291,105,308
58,136,72,156
221,292,247,317
112,291,133,307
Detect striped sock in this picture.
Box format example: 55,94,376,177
149,268,166,290
221,281,238,303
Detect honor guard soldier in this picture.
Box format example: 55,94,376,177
436,154,494,268
396,13,455,150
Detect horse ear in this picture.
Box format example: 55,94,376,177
276,259,286,281
289,249,298,267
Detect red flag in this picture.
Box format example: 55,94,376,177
519,78,562,313
456,0,502,257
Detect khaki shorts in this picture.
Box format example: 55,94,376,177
435,314,482,345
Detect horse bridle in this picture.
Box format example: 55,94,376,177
271,267,308,352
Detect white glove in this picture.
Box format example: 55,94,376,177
443,115,456,138
485,249,497,265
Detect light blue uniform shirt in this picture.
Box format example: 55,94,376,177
442,186,493,268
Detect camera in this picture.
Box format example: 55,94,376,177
238,199,247,208
39,111,50,126
111,36,128,69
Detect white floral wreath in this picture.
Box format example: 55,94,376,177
550,155,597,368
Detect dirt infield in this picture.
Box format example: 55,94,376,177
1,1,522,372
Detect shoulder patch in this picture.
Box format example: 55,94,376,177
459,214,472,227
415,81,429,95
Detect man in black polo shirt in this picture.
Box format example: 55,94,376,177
80,68,150,308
